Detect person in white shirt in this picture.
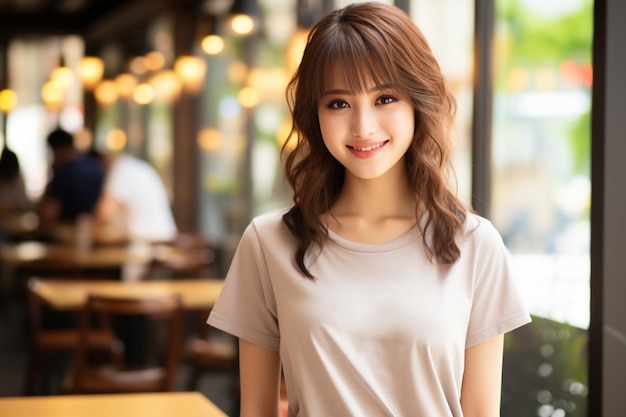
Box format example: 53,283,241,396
94,152,177,243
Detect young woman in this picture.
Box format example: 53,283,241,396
208,2,531,416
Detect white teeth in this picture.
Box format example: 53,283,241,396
352,142,384,152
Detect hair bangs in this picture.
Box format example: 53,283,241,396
313,25,399,100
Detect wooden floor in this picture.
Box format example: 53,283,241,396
0,299,239,417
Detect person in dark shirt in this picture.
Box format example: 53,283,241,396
37,128,105,235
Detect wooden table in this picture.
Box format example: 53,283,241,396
29,277,225,373
0,211,41,240
30,277,225,311
0,391,227,417
0,241,156,296
0,241,153,270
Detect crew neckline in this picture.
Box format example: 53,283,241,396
326,224,421,253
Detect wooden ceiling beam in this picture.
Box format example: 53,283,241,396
84,0,172,45
0,12,86,38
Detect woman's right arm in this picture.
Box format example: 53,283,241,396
239,338,282,417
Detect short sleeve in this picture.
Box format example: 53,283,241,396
207,221,280,351
465,218,531,348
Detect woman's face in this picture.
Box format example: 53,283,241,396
317,76,414,181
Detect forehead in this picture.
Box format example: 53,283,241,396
318,56,392,96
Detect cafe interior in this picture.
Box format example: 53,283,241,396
0,0,291,415
0,0,624,416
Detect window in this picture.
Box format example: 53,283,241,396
492,1,592,416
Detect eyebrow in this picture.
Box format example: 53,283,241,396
321,84,394,97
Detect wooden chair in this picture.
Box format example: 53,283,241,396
23,278,123,395
147,231,216,280
182,330,239,415
67,293,184,394
143,231,235,392
183,333,238,391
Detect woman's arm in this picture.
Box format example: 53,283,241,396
239,338,282,417
460,334,505,417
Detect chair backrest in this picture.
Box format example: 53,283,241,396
26,276,120,336
26,277,85,335
26,279,46,337
24,277,123,395
147,231,216,279
72,293,184,393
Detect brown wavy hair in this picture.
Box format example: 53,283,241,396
282,1,468,278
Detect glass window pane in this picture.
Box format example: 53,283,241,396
492,1,592,415
6,36,86,201
198,0,298,259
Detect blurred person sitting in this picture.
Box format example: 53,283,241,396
94,151,177,244
36,128,105,237
0,146,33,213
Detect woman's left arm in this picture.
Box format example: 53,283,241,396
460,334,505,417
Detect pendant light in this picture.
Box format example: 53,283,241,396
227,0,260,36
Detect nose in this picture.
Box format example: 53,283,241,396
350,105,377,138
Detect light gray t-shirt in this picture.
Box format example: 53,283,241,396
208,209,531,417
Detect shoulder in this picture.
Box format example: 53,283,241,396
113,155,149,173
248,208,291,237
75,156,105,174
250,207,289,229
243,207,293,246
228,208,295,273
55,157,103,180
462,212,506,249
110,156,158,181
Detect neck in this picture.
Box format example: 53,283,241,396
332,162,417,221
324,162,421,244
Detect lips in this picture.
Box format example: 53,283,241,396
347,140,388,152
349,143,383,152
346,140,389,158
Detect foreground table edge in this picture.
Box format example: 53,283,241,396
0,391,228,417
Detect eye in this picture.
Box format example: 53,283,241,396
376,95,397,105
327,99,350,109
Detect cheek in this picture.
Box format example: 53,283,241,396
318,114,345,144
318,119,345,162
390,107,415,137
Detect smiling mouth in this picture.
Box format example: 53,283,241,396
348,141,388,152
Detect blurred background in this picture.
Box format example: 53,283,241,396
0,0,594,416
